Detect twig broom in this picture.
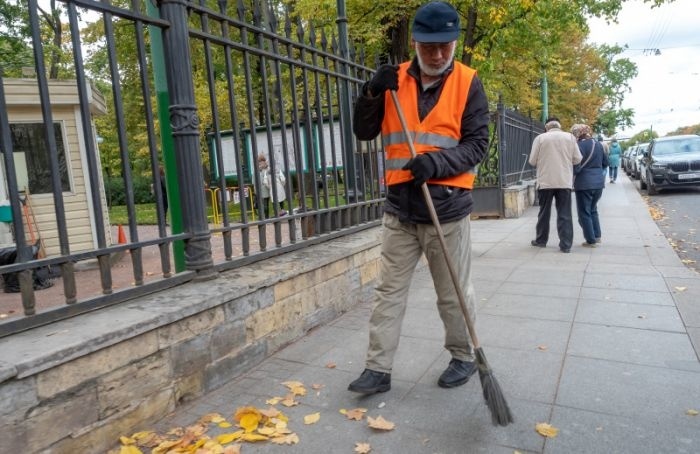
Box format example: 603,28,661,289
389,90,513,426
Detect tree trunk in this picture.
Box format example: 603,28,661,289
386,17,410,64
461,4,477,66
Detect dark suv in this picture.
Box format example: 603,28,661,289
639,134,700,195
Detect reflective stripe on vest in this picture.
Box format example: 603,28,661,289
381,61,476,189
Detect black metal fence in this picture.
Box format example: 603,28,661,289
472,100,544,217
0,0,384,337
0,0,540,337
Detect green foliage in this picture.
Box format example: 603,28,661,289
104,174,157,207
666,124,700,136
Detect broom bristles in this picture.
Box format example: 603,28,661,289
475,348,513,426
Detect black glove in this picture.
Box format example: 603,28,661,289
402,154,436,186
367,64,399,97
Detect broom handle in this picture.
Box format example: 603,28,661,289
389,90,481,349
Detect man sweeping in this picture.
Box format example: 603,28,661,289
348,1,490,395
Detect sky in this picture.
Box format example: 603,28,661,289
587,0,700,139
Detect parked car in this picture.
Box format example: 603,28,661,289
630,143,649,179
622,145,636,174
639,134,700,195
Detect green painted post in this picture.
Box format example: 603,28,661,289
147,1,185,272
541,69,549,123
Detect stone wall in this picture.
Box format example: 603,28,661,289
0,228,381,453
503,179,537,218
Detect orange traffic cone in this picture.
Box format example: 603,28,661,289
117,224,127,244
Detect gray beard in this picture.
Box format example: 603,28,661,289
416,45,456,77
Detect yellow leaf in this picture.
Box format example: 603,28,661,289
687,409,699,416
234,406,261,422
240,433,269,442
119,436,135,445
257,426,276,435
119,446,143,454
259,406,280,418
200,413,226,424
345,408,367,421
675,286,687,292
222,445,241,454
280,396,298,407
282,380,307,396
266,397,282,405
355,442,371,453
535,422,559,438
218,422,232,428
304,412,321,425
216,431,244,444
239,413,261,432
339,409,347,415
270,433,300,445
367,415,395,431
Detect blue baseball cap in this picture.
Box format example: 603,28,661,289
412,2,460,43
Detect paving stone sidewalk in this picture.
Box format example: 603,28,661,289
146,173,700,454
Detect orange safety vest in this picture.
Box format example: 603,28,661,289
382,61,476,189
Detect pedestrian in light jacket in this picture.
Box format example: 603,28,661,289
528,117,582,253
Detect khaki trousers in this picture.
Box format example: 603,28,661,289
366,213,476,373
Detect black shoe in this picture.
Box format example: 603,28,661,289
531,240,546,248
348,369,391,394
560,248,571,253
438,359,476,388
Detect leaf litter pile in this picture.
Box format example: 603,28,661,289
111,379,394,453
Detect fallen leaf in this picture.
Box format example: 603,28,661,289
535,422,559,438
326,362,337,369
280,395,299,407
222,445,241,454
259,407,281,418
216,431,243,444
119,446,143,454
537,345,548,351
120,436,135,445
270,433,300,445
687,409,699,416
367,415,395,431
345,408,367,421
354,442,371,453
257,426,276,435
311,383,324,390
234,407,262,433
674,286,687,292
266,397,283,405
218,422,232,428
201,413,226,424
304,412,321,425
377,402,385,409
240,433,268,442
282,380,307,396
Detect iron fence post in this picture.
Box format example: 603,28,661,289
158,0,214,279
336,0,361,202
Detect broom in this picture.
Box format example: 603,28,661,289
389,90,513,426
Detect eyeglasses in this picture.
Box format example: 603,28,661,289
416,42,454,55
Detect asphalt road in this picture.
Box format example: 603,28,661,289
640,185,700,274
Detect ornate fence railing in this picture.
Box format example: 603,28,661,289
0,0,384,337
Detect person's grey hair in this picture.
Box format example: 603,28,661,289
545,120,561,131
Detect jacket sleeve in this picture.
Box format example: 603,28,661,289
529,136,540,167
352,82,385,140
428,75,490,178
572,138,583,165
